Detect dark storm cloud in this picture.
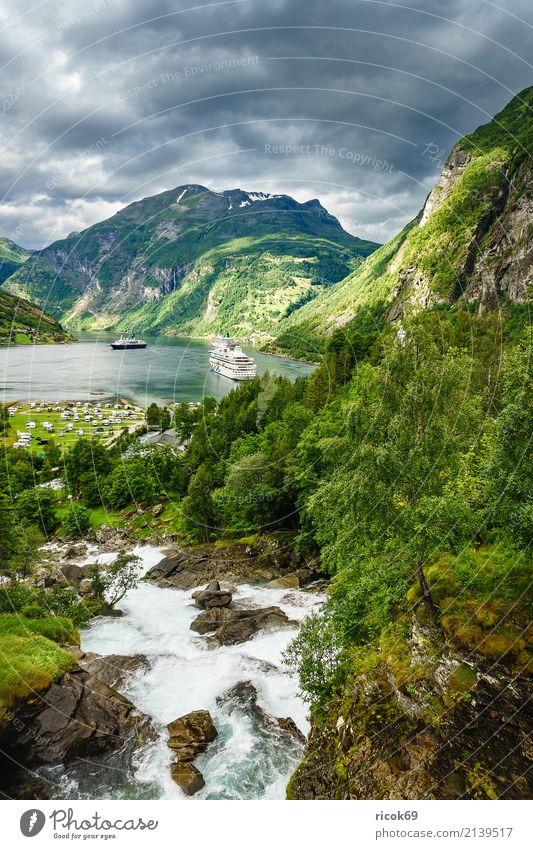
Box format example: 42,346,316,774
0,0,532,247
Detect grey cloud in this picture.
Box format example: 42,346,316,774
0,0,531,247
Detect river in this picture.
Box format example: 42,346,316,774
0,333,314,406
41,546,323,801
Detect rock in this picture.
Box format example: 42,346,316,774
78,578,93,596
58,562,92,586
63,544,88,559
98,605,124,618
207,606,292,646
266,575,300,590
43,573,59,588
217,681,306,745
287,618,533,800
276,716,306,744
1,668,152,766
266,567,320,590
217,680,258,711
152,503,164,518
167,710,218,761
193,584,233,610
170,762,205,796
191,605,293,643
146,537,309,589
79,654,150,690
62,646,95,662
190,607,237,634
150,552,187,577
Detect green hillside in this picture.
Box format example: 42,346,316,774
5,186,378,342
274,87,533,357
0,237,31,285
0,290,73,345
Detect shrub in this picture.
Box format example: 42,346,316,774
283,610,344,702
62,502,90,538
0,583,37,613
21,603,46,619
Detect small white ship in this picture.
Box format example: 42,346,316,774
110,333,147,350
209,336,257,380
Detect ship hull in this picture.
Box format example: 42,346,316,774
110,343,147,350
209,361,256,381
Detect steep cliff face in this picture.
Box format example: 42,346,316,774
288,618,533,800
4,185,378,340
275,87,533,350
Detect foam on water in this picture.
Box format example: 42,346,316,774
76,545,324,799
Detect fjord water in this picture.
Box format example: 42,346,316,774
61,547,324,801
0,333,314,405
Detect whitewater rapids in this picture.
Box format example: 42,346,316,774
49,545,324,800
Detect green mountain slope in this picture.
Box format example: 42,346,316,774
0,290,73,345
0,237,31,285
4,186,378,341
274,86,533,355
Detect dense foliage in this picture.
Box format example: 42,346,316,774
0,302,531,736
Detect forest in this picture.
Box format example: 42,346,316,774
1,304,530,718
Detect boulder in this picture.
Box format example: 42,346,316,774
152,503,164,518
191,605,292,642
276,716,307,744
167,710,218,761
170,762,205,796
98,605,124,618
4,668,152,765
58,562,92,586
193,585,232,610
217,681,306,744
190,607,237,634
145,538,305,589
78,578,93,596
206,606,292,646
266,567,320,590
266,575,300,590
79,654,150,690
63,544,88,559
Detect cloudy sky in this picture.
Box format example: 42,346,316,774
1,0,532,249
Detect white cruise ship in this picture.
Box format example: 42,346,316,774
209,336,257,381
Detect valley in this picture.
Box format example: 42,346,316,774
0,85,531,804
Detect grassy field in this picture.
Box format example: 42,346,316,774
4,399,146,455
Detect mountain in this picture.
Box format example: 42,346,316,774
274,86,533,355
4,186,378,341
0,290,73,345
0,237,31,285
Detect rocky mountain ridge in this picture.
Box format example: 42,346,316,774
3,184,378,342
274,86,533,354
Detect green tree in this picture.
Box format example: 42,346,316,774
104,458,158,508
181,464,215,541
483,341,533,544
174,401,196,441
146,403,161,426
299,319,483,640
63,502,90,537
0,493,18,569
64,438,113,498
16,488,58,535
216,451,282,533
283,611,343,702
90,550,141,610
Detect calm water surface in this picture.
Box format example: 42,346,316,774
0,332,314,405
